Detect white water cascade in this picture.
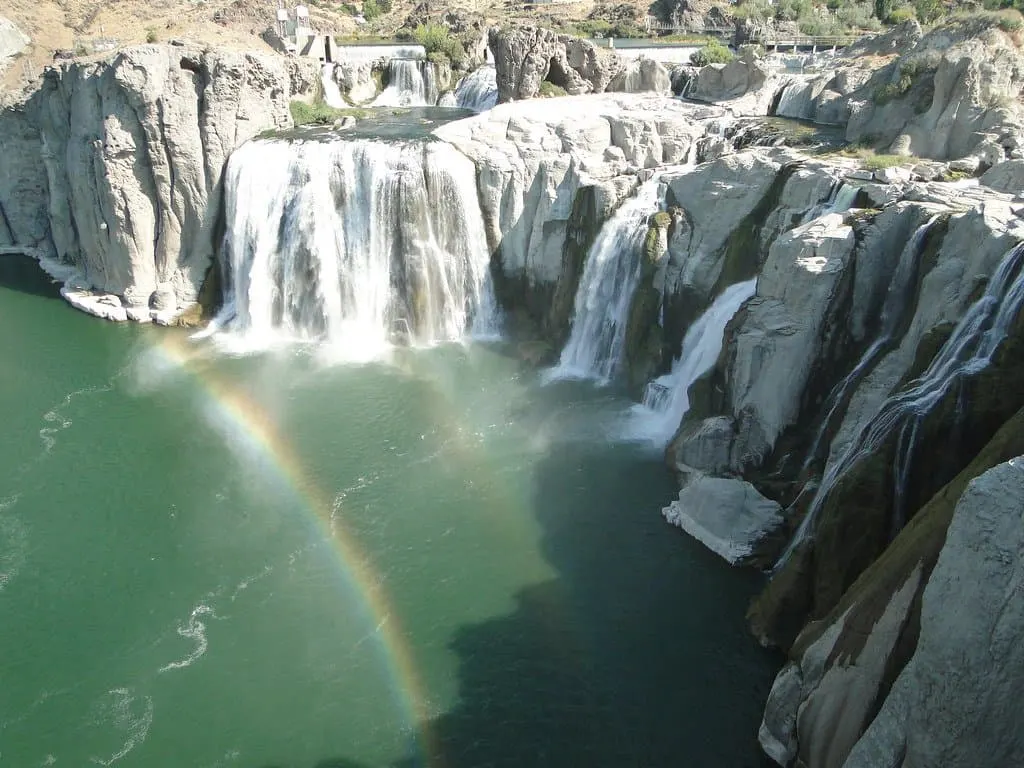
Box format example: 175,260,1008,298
801,181,860,224
549,179,664,382
800,215,939,472
778,240,1024,568
216,138,497,357
373,58,437,106
321,63,347,108
453,65,498,111
630,279,758,443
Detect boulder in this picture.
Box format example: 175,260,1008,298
663,475,784,564
981,158,1024,194
606,57,671,94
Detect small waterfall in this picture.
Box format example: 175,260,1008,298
216,137,496,356
321,63,347,108
778,240,1024,568
548,179,663,382
454,65,498,112
373,59,437,107
631,279,758,443
800,216,938,473
802,181,860,223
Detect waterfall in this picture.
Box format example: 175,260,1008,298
454,65,498,112
321,63,346,108
548,179,663,382
800,215,938,473
630,279,758,443
801,181,860,224
778,240,1024,568
216,137,497,357
373,59,437,107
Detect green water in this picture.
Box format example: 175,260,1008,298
0,257,778,768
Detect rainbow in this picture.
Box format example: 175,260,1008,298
149,333,438,767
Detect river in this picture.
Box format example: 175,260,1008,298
0,255,778,767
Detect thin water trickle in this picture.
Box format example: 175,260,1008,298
778,241,1024,568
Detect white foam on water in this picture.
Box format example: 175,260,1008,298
0,496,28,592
88,688,154,766
158,604,215,673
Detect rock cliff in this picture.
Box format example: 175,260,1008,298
0,44,317,322
684,18,1024,162
487,26,671,102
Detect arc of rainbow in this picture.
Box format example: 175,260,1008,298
150,334,439,767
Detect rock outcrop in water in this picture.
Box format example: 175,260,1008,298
0,44,318,322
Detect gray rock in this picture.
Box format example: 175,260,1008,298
981,158,1024,194
606,57,671,95
0,45,318,321
662,475,784,565
487,26,624,102
0,16,29,62
845,457,1024,768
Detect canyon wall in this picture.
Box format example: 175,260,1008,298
0,44,318,322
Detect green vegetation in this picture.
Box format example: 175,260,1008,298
404,23,465,68
538,80,567,97
862,152,907,170
362,0,391,22
289,100,369,126
691,39,734,66
146,28,158,43
652,211,672,228
572,19,645,39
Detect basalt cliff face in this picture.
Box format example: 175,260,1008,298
0,44,318,322
2,23,1024,767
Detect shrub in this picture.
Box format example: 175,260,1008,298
411,23,465,68
362,0,391,21
691,40,734,66
914,0,943,23
289,100,368,126
146,28,158,43
538,80,567,97
874,73,913,104
887,6,917,23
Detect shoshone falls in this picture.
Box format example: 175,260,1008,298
3,15,1024,768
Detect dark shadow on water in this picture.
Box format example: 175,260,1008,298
0,254,62,299
396,435,783,768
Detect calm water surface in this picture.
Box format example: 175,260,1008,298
0,258,778,767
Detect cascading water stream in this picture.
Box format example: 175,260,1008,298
373,59,437,106
215,137,497,357
548,180,664,382
777,240,1024,568
453,65,498,112
800,181,860,224
629,279,758,443
321,63,347,108
800,215,939,473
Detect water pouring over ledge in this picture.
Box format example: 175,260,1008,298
212,137,498,359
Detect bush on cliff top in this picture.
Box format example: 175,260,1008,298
691,39,734,66
409,23,465,68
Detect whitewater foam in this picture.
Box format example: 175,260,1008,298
159,604,216,673
89,688,154,766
